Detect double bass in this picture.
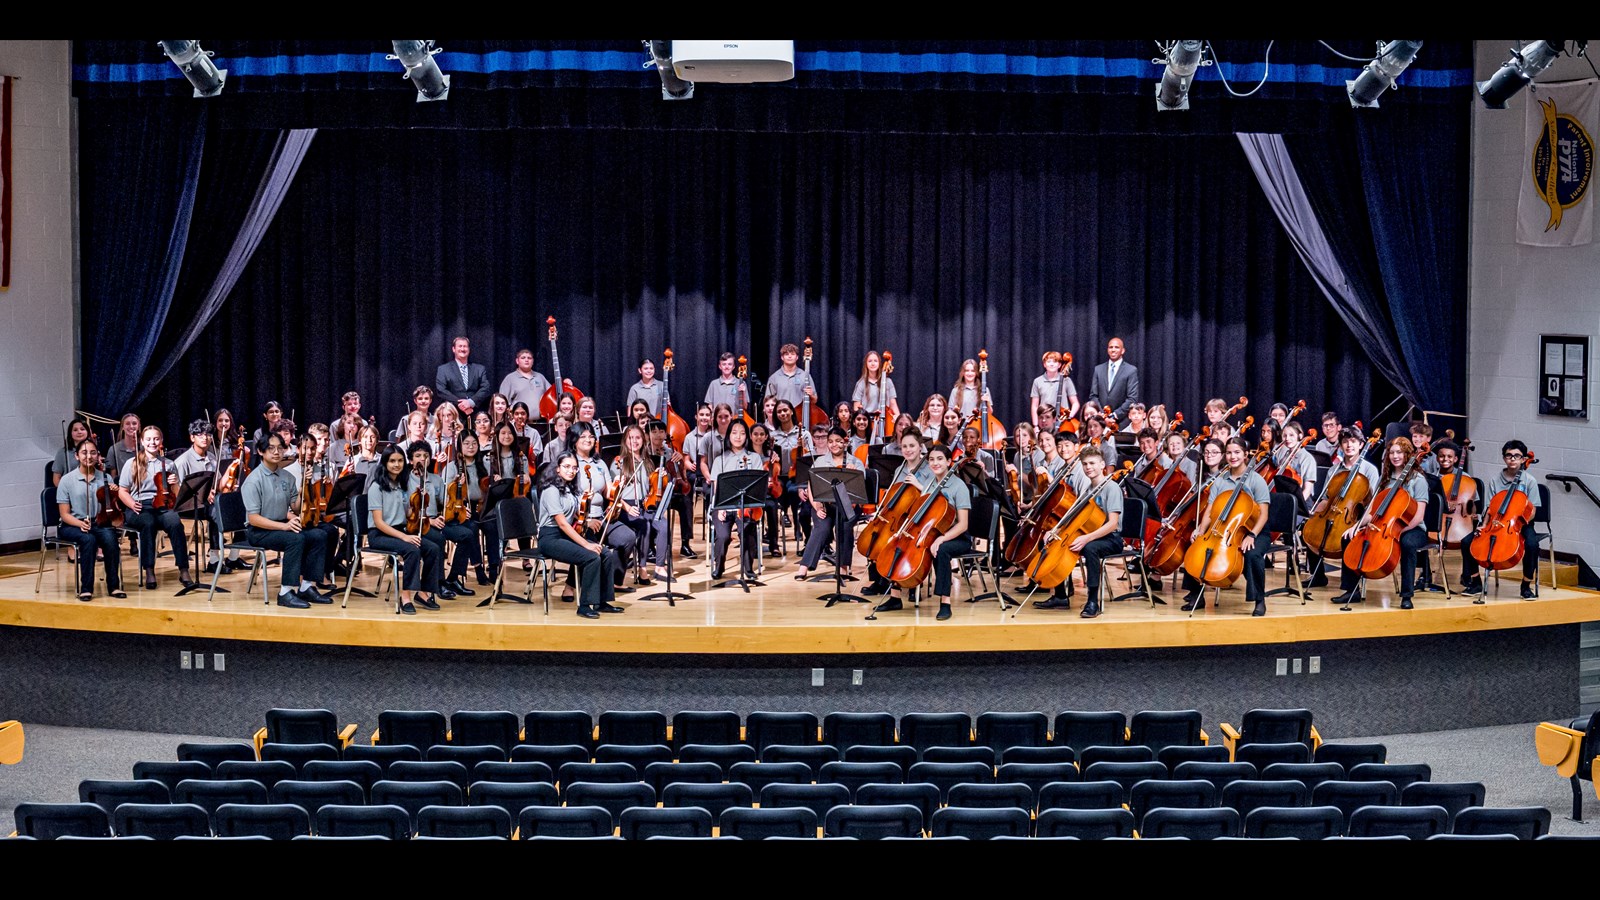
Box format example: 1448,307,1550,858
1055,353,1080,435
972,350,1007,451
1182,459,1267,588
660,348,691,454
798,337,828,429
872,471,959,589
1340,447,1432,580
1468,451,1538,572
538,316,585,418
736,356,757,428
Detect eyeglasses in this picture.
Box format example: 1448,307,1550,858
1503,453,1525,461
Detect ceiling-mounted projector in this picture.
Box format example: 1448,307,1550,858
670,40,794,83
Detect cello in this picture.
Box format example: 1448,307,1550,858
855,474,924,561
1340,446,1432,580
872,471,959,589
661,348,691,453
1023,462,1133,590
973,350,1007,451
1003,449,1081,566
537,316,585,419
1138,430,1195,545
1182,461,1266,589
1468,450,1538,572
1145,469,1227,577
1439,432,1478,548
1056,353,1080,435
1299,423,1382,558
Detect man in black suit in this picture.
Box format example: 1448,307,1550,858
1088,336,1139,421
435,335,491,417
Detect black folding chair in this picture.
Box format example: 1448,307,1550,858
1261,493,1309,602
338,493,406,609
482,495,561,612
1106,495,1156,605
954,498,1014,607
204,491,271,605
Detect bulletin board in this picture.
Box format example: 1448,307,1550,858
1539,335,1589,419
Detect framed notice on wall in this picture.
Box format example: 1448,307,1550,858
1538,335,1589,420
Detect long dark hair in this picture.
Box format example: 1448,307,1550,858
374,446,407,493
540,451,579,495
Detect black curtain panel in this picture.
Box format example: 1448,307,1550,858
133,126,1381,437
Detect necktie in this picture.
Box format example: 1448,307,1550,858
459,363,469,387
1108,361,1118,386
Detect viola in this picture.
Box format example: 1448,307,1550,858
537,316,585,418
512,453,533,499
1183,475,1263,588
1468,451,1538,571
766,454,783,500
309,464,335,526
972,349,1007,451
872,471,959,589
406,485,430,537
1256,430,1317,488
93,482,126,529
1023,463,1133,590
1341,448,1432,580
654,348,691,454
219,429,248,493
444,470,471,524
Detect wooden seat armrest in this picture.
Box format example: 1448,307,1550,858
1219,723,1241,759
0,720,24,766
369,727,381,746
252,726,268,756
1592,758,1598,798
1309,726,1323,751
337,723,359,749
1534,722,1584,777
1199,728,1210,746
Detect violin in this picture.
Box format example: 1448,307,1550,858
1183,469,1265,588
537,316,585,418
1299,423,1381,557
1023,462,1133,590
93,482,126,529
150,457,176,512
218,429,248,493
1468,450,1538,572
405,483,430,537
512,452,533,498
872,471,959,589
972,349,1007,451
1340,447,1432,580
444,469,471,524
308,462,334,527
1157,411,1185,442
766,453,783,500
736,355,756,428
1439,431,1477,548
661,349,691,454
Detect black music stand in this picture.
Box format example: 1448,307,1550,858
636,482,692,606
324,473,374,597
598,434,624,467
174,471,218,595
710,469,768,592
809,471,869,606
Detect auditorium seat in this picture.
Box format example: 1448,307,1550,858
661,782,754,824
1129,779,1218,826
370,780,464,828
522,711,594,750
855,782,941,826
1243,806,1342,840
758,783,851,824
213,802,311,840
1533,713,1598,821
113,803,210,839
1235,741,1312,769
822,712,896,752
1081,761,1167,803
930,806,1030,840
564,782,655,822
1035,807,1134,839
729,761,811,792
719,806,817,840
1139,807,1240,840
214,760,297,791
1157,744,1230,768
643,761,724,796
1002,745,1078,766
594,743,673,769
898,712,973,755
343,743,421,773
1220,779,1309,818
1260,762,1344,792
974,712,1050,753
270,779,364,818
1311,780,1399,832
13,802,112,839
254,708,358,755
596,710,668,747
176,742,255,768
760,743,839,776
509,743,589,772
947,782,1033,811
300,760,383,797
996,762,1079,809
1219,709,1321,761
556,761,639,791
1348,762,1431,793
1128,710,1208,754
1172,761,1257,794
678,743,757,773
1313,742,1386,770
131,760,211,794
416,804,513,839
921,745,997,766
909,761,993,803
78,779,169,815
1079,744,1155,767
1452,807,1551,840
746,712,820,752
315,804,411,840
1347,804,1449,839
470,760,553,785
259,741,339,769
845,744,918,769
670,710,742,748
467,781,558,816
449,711,520,753
374,710,448,751
1053,711,1127,754
1400,781,1485,829
427,744,506,768
387,760,471,793
619,806,713,840
517,805,614,838
824,804,923,840
1039,781,1123,811
820,761,903,799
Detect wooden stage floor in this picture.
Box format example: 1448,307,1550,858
3,539,1596,655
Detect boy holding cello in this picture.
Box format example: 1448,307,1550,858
1461,439,1542,599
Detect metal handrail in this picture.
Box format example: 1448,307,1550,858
1546,474,1600,512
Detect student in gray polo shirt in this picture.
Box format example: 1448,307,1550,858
55,439,125,600
242,432,332,610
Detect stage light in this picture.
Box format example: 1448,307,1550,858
644,40,695,100
1346,40,1423,108
1155,41,1205,111
1478,40,1563,109
159,40,227,98
390,40,450,102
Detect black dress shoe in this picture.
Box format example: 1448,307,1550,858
680,545,699,560
445,577,474,596
276,593,310,609
861,582,890,597
1033,599,1073,610
1399,597,1414,609
1416,580,1445,593
1079,603,1102,619
1252,600,1267,617
414,594,440,611
577,606,601,619
1331,588,1362,604
436,586,457,600
330,561,352,578
709,566,724,581
1306,574,1329,588
225,558,250,573
299,587,333,605
475,566,491,586
613,585,636,594
313,582,337,593
598,603,625,614
1180,592,1206,612
873,598,904,612
935,604,952,621
396,601,416,616
1521,581,1538,600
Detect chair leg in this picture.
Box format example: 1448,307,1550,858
260,556,272,606
205,554,226,603
35,537,47,593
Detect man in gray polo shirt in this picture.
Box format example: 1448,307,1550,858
242,432,333,609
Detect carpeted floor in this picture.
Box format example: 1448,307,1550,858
3,720,1596,837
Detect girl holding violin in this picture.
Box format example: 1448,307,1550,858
349,424,383,482
611,424,670,584
793,427,867,582
748,422,784,556
1184,436,1272,616
872,442,971,622
571,423,639,591
1275,420,1318,503
488,392,511,428
1303,427,1379,589
769,399,810,534
948,358,993,420
403,440,477,599
852,350,900,438
645,420,699,561
863,430,937,599
365,445,443,615
56,438,125,601
508,403,544,458
432,404,462,466
442,430,494,585
707,418,766,582
117,425,198,592
1332,436,1430,609
1029,351,1078,429
1461,439,1542,599
1082,415,1117,462
538,451,624,619
698,404,735,483
916,395,948,443
471,410,495,458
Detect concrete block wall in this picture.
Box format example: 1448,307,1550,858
1469,40,1600,570
0,41,76,545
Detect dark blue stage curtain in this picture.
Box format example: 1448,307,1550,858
72,40,1472,435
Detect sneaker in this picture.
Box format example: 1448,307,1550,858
1461,579,1484,596
1521,581,1537,600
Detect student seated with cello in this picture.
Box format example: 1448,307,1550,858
863,430,938,600
117,425,198,592
1460,439,1542,599
1332,436,1430,609
243,431,333,609
1185,436,1272,617
1301,427,1379,589
56,438,126,601
1176,438,1229,609
792,427,866,582
871,442,971,622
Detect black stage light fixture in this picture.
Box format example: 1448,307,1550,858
644,40,694,100
159,40,227,98
1347,40,1423,108
1155,41,1205,111
391,40,450,102
1478,40,1563,109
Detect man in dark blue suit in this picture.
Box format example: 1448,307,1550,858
1088,336,1139,421
435,335,491,417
